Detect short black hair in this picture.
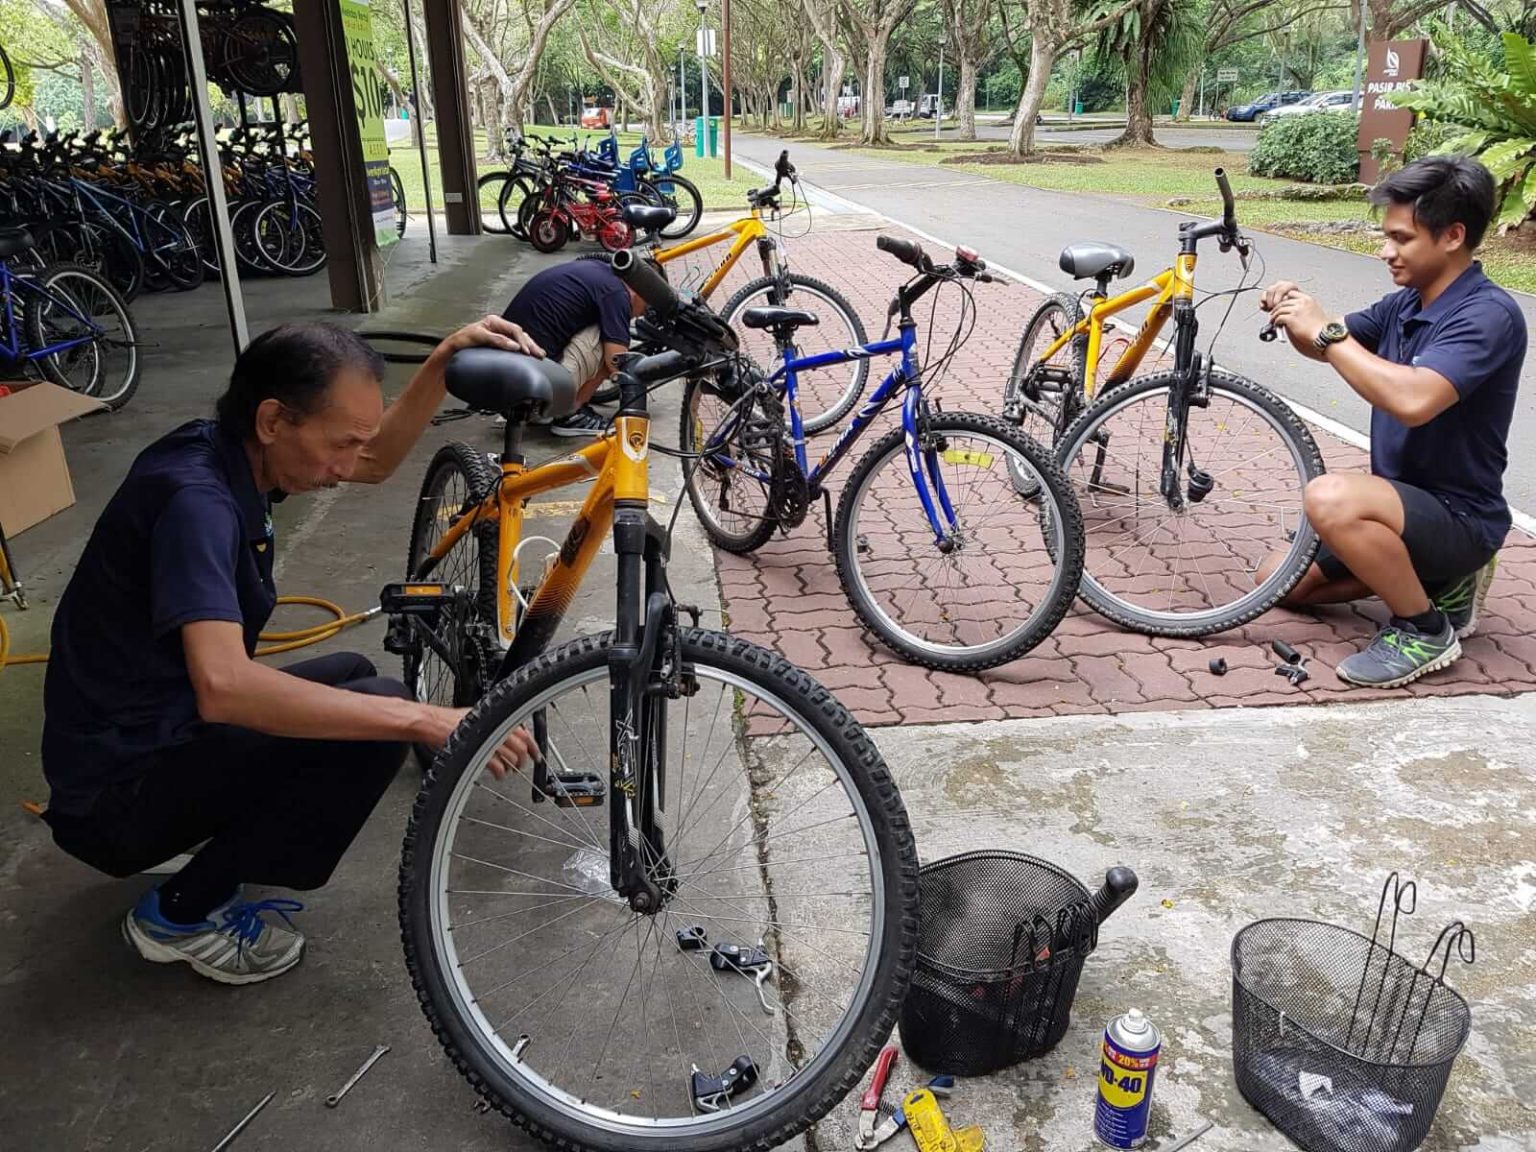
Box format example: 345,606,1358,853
216,323,386,439
1367,155,1497,251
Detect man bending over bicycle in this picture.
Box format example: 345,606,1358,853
42,321,543,985
1259,156,1525,688
501,253,651,437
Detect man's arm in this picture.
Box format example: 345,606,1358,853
182,621,538,774
351,316,545,484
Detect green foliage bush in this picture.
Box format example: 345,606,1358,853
1249,113,1361,184
1404,120,1460,162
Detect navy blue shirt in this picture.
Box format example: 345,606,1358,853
42,420,277,815
1345,263,1525,553
501,258,633,361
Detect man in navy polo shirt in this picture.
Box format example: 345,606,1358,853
1259,156,1525,687
43,319,542,985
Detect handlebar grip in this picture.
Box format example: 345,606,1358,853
611,249,677,317
1214,167,1236,230
876,234,925,268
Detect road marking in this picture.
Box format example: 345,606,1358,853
736,143,1536,538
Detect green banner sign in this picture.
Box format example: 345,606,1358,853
338,0,396,248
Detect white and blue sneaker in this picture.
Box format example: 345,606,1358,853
122,888,305,985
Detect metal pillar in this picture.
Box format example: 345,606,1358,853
722,0,732,176
401,0,438,263
291,0,387,312
172,0,247,352
1350,2,1368,115
424,0,480,234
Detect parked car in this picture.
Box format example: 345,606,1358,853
580,106,611,129
1225,90,1310,122
917,93,944,118
886,98,915,119
1260,90,1357,123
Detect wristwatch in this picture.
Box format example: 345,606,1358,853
1313,320,1349,352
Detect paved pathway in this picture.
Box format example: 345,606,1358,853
732,133,1536,515
677,223,1536,726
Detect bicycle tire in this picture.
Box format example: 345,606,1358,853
399,627,918,1152
527,210,568,253
478,172,512,234
647,173,703,239
144,202,203,291
223,10,299,98
81,221,145,303
0,42,14,112
253,201,326,276
1004,292,1084,455
678,374,780,553
25,263,141,411
1056,369,1324,636
183,197,221,275
834,410,1084,671
497,173,541,238
718,274,868,435
232,200,275,274
391,168,407,238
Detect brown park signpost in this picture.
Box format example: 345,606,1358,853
1356,38,1428,184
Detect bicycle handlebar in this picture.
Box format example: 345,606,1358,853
1214,167,1236,236
611,248,677,317
876,234,927,269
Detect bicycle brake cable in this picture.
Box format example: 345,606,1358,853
1195,238,1267,371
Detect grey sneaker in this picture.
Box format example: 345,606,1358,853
1336,616,1461,688
548,405,610,438
123,888,305,985
1434,554,1499,638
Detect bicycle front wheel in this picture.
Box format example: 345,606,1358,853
648,173,703,239
400,628,917,1152
1056,369,1323,636
833,411,1084,671
26,263,140,410
718,274,868,435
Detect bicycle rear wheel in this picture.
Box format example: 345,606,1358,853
833,410,1083,671
717,274,868,435
25,263,140,410
679,372,780,554
400,628,917,1152
254,201,326,276
1003,292,1084,496
647,173,703,239
1056,369,1323,636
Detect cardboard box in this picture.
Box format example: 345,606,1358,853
0,382,107,536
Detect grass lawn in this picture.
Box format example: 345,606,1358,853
834,139,1535,295
388,123,755,226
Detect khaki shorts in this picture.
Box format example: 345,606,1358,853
560,325,605,389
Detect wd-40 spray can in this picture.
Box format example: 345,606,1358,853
1094,1008,1161,1148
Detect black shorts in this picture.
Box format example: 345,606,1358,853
1314,479,1494,590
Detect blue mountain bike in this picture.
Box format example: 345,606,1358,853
1,228,140,409
677,236,1085,672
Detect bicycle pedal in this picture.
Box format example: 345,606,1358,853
710,942,770,972
690,1056,758,1114
532,771,605,807
380,581,459,614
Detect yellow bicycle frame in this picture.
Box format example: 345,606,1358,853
1036,253,1200,401
422,417,651,647
648,208,773,300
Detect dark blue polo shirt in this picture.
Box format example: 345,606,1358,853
1345,263,1525,553
42,420,277,816
501,257,633,361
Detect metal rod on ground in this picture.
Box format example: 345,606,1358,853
401,0,437,263
208,1092,275,1152
722,0,732,177
174,0,248,352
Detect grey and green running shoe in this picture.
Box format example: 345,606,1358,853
1435,553,1499,638
1336,616,1461,688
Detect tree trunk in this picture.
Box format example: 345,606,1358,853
792,63,807,131
956,55,978,140
546,93,560,125
1006,35,1055,156
1178,68,1198,122
80,51,96,131
859,32,891,145
1110,35,1157,147
820,45,844,137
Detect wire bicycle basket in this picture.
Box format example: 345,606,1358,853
1231,872,1475,1152
898,851,1137,1076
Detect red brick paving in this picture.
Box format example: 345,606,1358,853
679,220,1536,726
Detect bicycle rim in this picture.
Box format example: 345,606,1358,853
836,412,1081,670
28,266,138,408
404,630,914,1150
1058,371,1322,636
681,378,779,553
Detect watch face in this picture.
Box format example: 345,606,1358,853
1324,322,1347,341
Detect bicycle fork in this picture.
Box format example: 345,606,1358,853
899,385,961,550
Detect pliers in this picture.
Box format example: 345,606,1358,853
855,1047,956,1151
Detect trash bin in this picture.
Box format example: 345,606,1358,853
694,115,721,159
1074,100,1085,114
1171,98,1182,117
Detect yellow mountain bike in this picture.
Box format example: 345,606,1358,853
387,255,917,1149
1001,170,1324,637
632,150,871,434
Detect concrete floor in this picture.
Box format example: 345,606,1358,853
2,226,1532,1151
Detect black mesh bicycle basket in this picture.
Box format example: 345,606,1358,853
1231,875,1474,1152
897,851,1137,1076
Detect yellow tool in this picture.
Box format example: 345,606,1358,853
902,1088,985,1152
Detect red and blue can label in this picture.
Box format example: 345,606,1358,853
1094,1010,1160,1148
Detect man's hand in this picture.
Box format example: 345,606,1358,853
433,315,546,362
413,704,540,780
1261,281,1329,347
